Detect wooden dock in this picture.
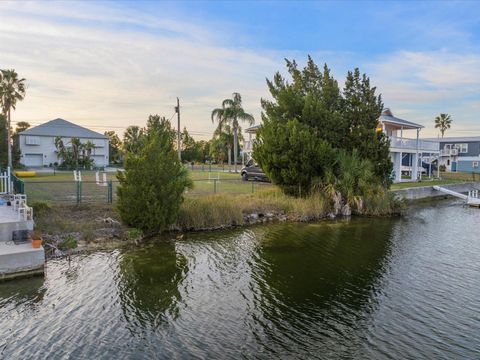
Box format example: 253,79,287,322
433,185,480,207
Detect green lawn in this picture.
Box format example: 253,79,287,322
23,168,468,201
17,169,271,203
390,179,464,190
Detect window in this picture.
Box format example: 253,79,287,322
473,161,479,168
454,143,468,153
447,159,450,166
25,136,40,145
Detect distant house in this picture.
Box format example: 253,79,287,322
19,118,109,167
425,137,480,172
243,124,261,161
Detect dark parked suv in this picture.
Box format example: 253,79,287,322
241,159,269,181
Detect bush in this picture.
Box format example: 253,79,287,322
117,116,192,235
30,201,52,217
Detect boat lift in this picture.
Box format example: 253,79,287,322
433,186,480,207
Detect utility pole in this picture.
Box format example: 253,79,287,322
175,97,181,161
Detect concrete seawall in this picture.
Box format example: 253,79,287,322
392,182,480,200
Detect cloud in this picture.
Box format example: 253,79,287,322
1,1,479,140
0,2,282,138
367,50,480,137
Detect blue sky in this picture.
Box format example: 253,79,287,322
1,1,480,138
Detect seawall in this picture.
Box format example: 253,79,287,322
392,182,480,200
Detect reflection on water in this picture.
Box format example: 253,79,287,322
250,220,395,358
0,199,479,359
117,240,187,328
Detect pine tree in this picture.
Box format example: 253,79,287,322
342,68,392,185
255,57,393,196
117,116,192,234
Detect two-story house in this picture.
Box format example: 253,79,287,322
378,108,439,182
425,137,480,173
19,118,109,167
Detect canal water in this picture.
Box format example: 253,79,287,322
1,199,479,359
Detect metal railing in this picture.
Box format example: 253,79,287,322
440,148,459,156
389,136,439,152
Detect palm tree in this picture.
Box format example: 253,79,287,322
0,69,26,169
54,136,68,165
434,113,452,138
70,137,82,169
123,125,144,154
211,92,254,172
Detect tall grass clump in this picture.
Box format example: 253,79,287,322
176,195,244,230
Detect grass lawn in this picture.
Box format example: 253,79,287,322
390,179,464,190
16,169,271,203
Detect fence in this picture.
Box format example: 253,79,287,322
0,168,11,194
24,180,115,204
440,171,480,182
188,178,272,196
22,178,272,204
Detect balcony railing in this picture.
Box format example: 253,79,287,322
389,137,439,152
440,148,458,156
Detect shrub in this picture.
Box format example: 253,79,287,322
59,234,78,250
126,228,144,241
30,201,52,217
117,115,192,235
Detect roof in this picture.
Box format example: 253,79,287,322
378,108,424,129
19,118,108,139
245,124,261,133
423,136,480,143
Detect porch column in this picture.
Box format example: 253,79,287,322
414,128,420,180
395,152,402,182
412,152,419,181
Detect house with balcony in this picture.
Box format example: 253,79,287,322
378,109,439,182
19,118,109,168
423,137,480,172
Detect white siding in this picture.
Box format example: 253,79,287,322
20,135,109,167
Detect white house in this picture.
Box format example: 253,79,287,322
243,124,260,161
378,108,439,182
19,118,109,167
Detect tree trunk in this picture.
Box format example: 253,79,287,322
227,146,231,166
7,108,12,169
233,122,238,173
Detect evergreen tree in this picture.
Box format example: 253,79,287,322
117,116,192,234
255,57,392,196
181,127,202,163
104,130,123,164
342,68,392,185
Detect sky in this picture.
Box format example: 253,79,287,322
1,0,480,139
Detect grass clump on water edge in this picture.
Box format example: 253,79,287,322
174,187,401,231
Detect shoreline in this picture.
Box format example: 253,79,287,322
34,182,480,258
